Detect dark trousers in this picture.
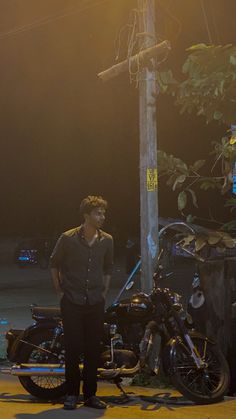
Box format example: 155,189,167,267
60,295,104,399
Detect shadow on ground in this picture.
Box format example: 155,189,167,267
0,389,196,419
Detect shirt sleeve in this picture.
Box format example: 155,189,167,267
103,236,114,275
50,234,65,269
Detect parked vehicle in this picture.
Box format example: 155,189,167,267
14,237,56,269
2,222,230,404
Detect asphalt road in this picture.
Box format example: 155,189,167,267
0,262,132,329
1,374,236,419
0,259,195,329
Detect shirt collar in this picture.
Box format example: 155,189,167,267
76,225,103,241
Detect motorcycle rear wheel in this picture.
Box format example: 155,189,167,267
18,330,67,400
170,336,230,404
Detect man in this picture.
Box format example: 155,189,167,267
50,195,113,410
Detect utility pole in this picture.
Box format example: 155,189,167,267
98,1,170,292
138,0,158,292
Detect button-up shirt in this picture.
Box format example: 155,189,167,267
50,226,113,305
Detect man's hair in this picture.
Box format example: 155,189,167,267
80,195,108,216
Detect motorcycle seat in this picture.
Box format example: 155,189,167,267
31,306,61,320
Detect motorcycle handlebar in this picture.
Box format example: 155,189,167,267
158,221,205,263
159,221,195,240
177,246,205,263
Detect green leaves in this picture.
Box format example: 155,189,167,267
157,141,236,231
174,229,236,258
160,44,236,125
225,198,236,212
212,137,236,161
156,43,236,232
191,159,205,172
173,175,186,191
156,70,177,94
178,191,187,211
199,178,221,190
186,43,210,52
186,214,197,223
180,231,236,254
230,55,236,65
195,235,207,252
187,189,198,208
207,233,222,245
222,220,236,231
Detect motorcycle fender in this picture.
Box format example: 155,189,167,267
162,331,215,376
8,321,58,363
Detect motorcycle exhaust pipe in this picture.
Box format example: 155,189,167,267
99,361,140,378
1,364,65,377
0,361,140,378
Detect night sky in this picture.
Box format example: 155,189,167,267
0,0,235,240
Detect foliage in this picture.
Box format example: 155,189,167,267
158,136,236,209
156,43,236,233
157,44,236,125
178,230,236,254
158,139,236,232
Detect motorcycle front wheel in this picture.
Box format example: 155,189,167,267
170,335,230,404
18,330,67,400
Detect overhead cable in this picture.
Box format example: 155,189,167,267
200,0,213,44
0,0,109,41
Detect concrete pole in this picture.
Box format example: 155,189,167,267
138,0,159,292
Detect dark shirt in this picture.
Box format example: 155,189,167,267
50,226,113,305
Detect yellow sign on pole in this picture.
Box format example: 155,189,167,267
230,125,236,144
147,168,158,191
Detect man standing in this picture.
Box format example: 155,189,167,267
50,195,113,410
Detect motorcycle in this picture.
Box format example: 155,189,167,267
1,222,230,404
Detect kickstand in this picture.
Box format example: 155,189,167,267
113,378,130,403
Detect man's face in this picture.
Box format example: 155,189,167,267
85,207,106,229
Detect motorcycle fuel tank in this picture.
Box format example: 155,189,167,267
107,293,153,320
